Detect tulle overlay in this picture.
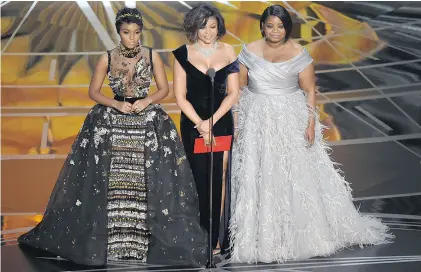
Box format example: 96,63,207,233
19,46,207,267
229,45,393,264
19,105,208,266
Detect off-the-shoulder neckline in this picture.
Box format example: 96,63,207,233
243,44,307,64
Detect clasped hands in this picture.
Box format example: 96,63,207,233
195,119,216,146
113,98,152,114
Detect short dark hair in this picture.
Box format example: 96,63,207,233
260,5,293,41
115,7,143,33
182,4,226,43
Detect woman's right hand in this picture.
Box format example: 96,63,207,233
114,101,133,114
197,119,211,135
195,119,210,135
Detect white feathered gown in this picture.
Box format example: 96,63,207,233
229,45,394,263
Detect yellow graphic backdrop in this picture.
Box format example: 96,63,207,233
1,1,386,216
1,1,384,156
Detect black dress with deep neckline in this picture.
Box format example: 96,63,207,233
173,44,239,251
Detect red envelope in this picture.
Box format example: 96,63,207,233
193,135,232,154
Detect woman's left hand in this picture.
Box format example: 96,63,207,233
197,119,211,136
305,125,315,146
201,132,216,146
132,98,152,113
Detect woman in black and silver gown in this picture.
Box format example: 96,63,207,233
18,7,207,267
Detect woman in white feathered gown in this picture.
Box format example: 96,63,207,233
229,5,394,264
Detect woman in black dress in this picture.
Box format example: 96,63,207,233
172,4,239,255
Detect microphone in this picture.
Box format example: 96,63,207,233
206,68,216,82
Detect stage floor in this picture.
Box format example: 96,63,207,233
2,208,421,272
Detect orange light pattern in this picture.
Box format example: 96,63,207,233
1,1,384,156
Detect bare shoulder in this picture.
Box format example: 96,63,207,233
289,40,305,54
150,48,161,59
97,53,108,68
219,42,237,61
100,52,108,61
220,42,236,55
245,39,264,54
150,49,166,69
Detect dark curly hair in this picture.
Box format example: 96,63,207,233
260,5,293,41
182,4,226,43
115,7,143,33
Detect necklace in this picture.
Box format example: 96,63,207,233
117,43,141,58
194,41,218,57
